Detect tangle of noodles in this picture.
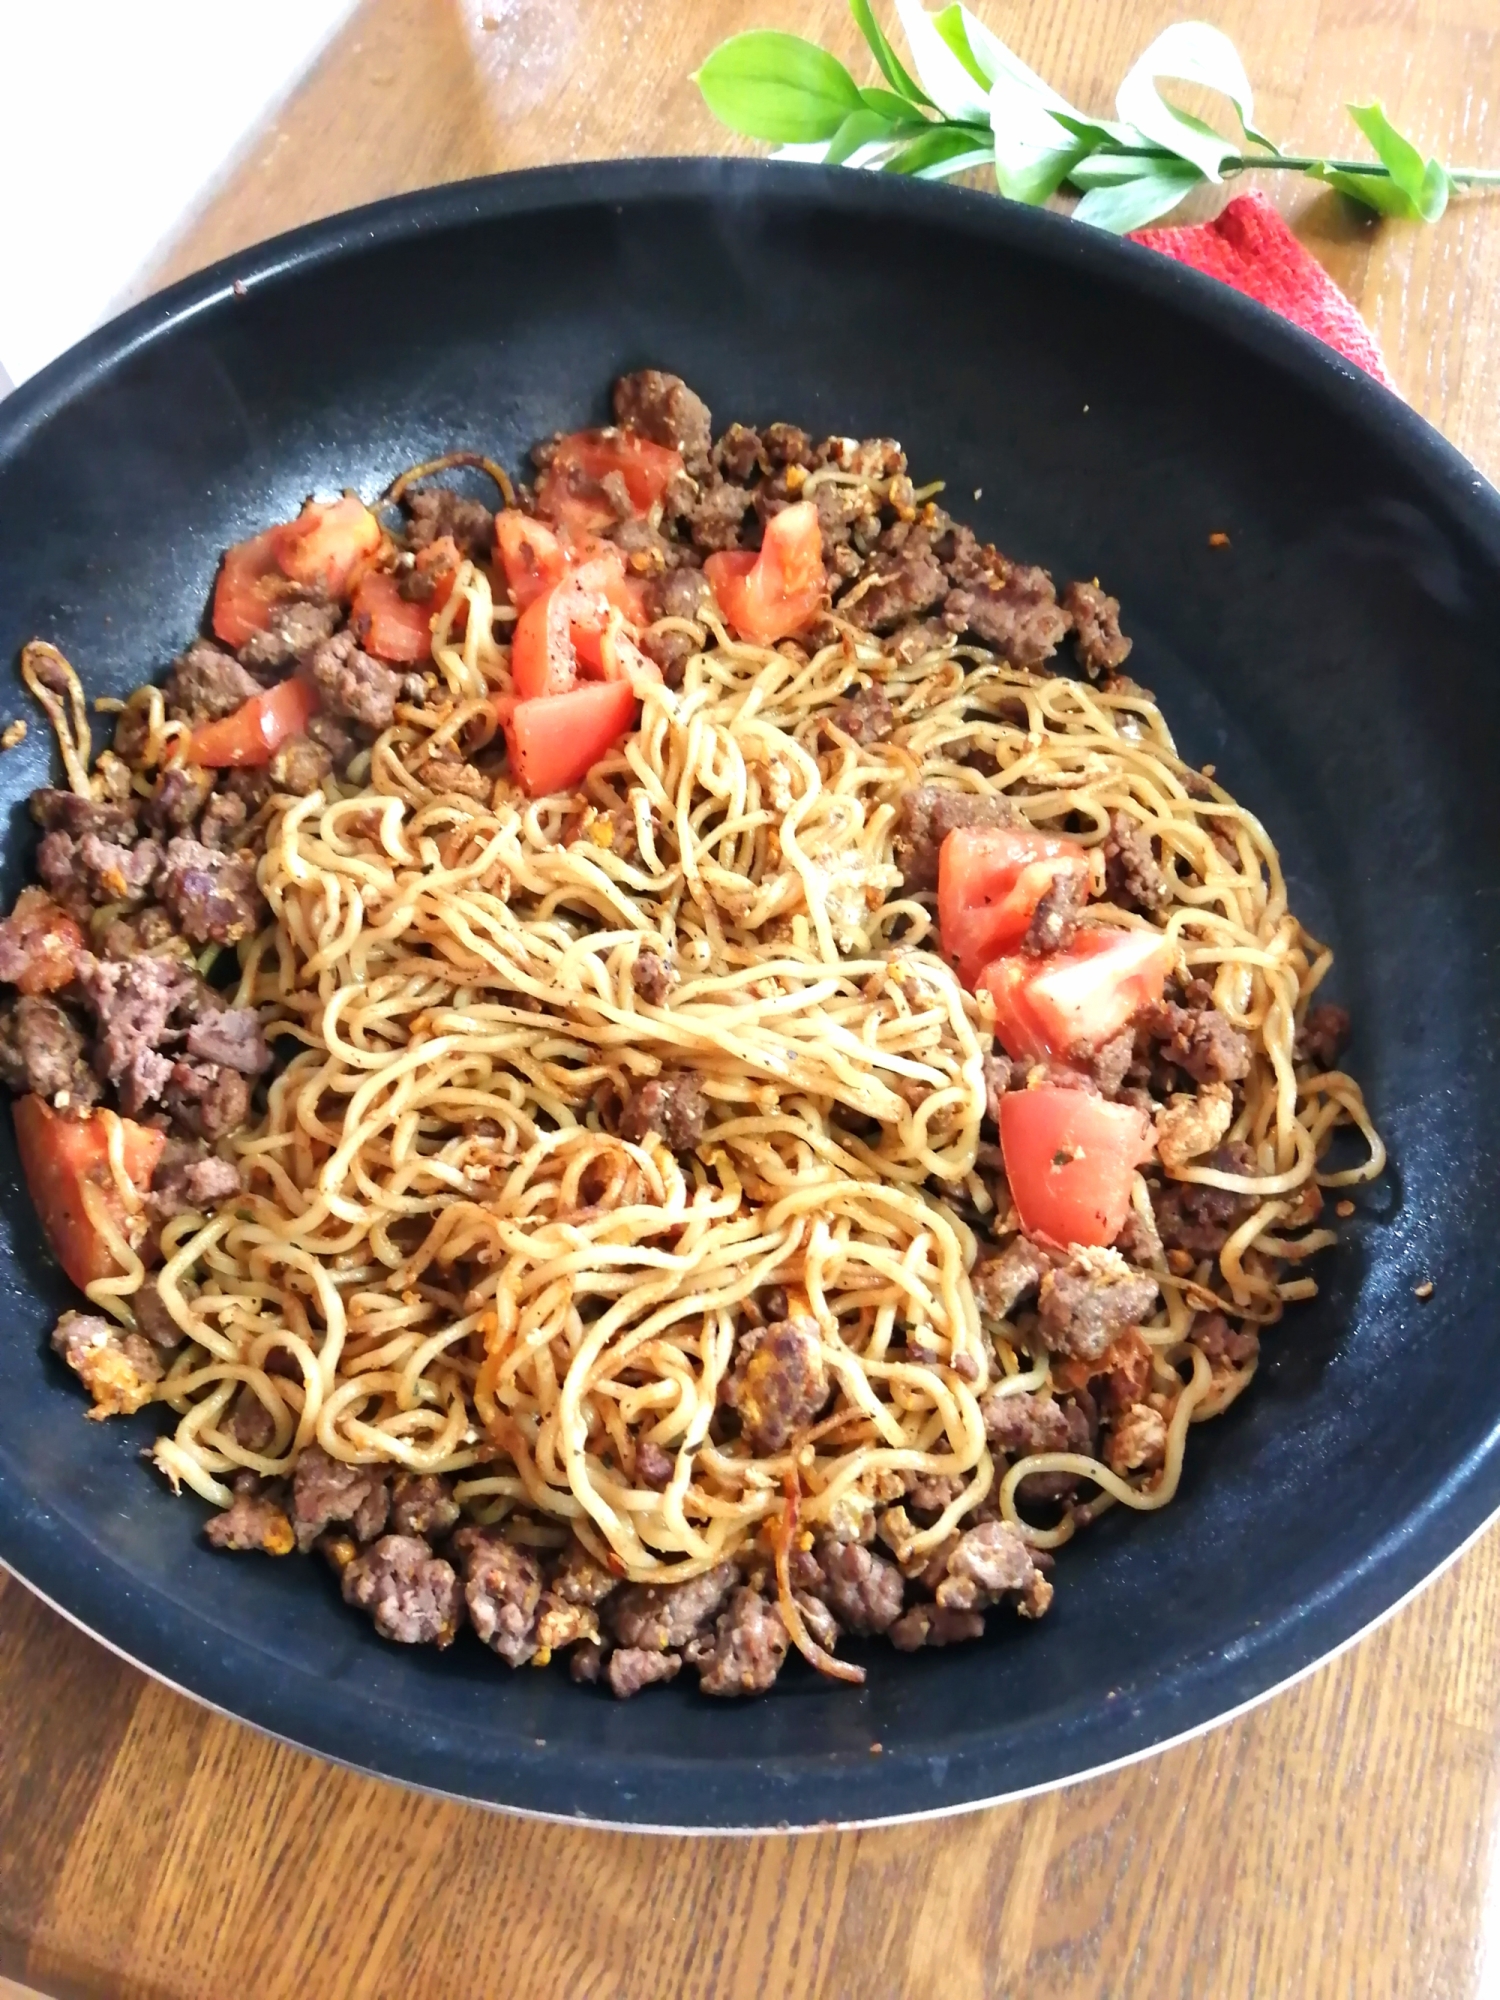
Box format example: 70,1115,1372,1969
26,550,1383,1626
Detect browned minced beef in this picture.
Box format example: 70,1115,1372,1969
204,1483,294,1554
148,1140,243,1221
982,1052,1014,1123
712,423,764,482
1034,1257,1161,1363
1143,999,1250,1085
1191,1310,1260,1369
944,561,1069,668
970,1235,1052,1319
613,370,713,474
549,1537,618,1608
164,640,263,723
157,835,265,945
198,792,249,849
184,1006,270,1075
607,1562,737,1654
132,1278,184,1350
814,1539,904,1636
73,955,195,1095
403,485,495,563
451,1526,544,1665
841,522,948,634
608,1648,682,1698
29,787,138,842
934,1519,1051,1618
144,764,214,833
635,1438,674,1490
826,683,895,745
0,996,98,1105
721,1317,830,1453
1152,1140,1258,1258
1022,869,1086,956
889,1603,986,1650
161,1061,250,1140
268,734,333,796
641,568,714,681
619,1071,707,1152
1296,1003,1352,1070
342,1534,461,1645
631,952,676,1006
50,1310,162,1414
1101,809,1168,913
697,1588,789,1697
1077,1029,1136,1099
893,784,1017,894
389,1473,460,1539
684,481,751,553
980,1387,1073,1454
237,597,342,678
304,630,401,730
290,1444,390,1553
1063,579,1131,677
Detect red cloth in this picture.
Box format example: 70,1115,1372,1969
1130,191,1395,390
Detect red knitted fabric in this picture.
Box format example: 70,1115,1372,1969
1130,191,1395,390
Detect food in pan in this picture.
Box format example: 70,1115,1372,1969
4,371,1381,1697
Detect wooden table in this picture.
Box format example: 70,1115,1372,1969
3,4,1498,1995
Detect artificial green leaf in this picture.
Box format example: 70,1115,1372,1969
860,84,921,121
994,142,1090,206
882,123,994,176
1067,152,1173,190
1115,22,1264,181
932,4,991,89
1072,160,1203,231
695,32,864,143
1345,101,1451,220
823,107,899,165
848,0,933,107
890,0,992,121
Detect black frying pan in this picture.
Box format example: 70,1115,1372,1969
0,161,1495,1830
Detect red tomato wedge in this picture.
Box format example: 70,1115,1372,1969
189,676,320,768
511,572,660,702
704,501,826,643
495,511,570,608
271,494,381,597
212,528,284,648
999,1087,1152,1249
14,1097,166,1290
980,929,1174,1063
535,430,684,537
350,570,435,664
938,826,1090,988
504,679,638,797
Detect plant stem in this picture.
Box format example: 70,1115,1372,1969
1223,154,1500,182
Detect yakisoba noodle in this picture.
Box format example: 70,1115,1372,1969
12,384,1382,1698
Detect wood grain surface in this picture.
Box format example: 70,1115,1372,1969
4,3,1500,1996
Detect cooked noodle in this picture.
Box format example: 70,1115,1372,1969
28,565,1382,1594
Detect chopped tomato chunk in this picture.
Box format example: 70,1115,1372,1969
510,567,660,701
14,1097,166,1290
938,826,1090,988
212,528,284,649
271,494,381,597
535,429,684,537
0,887,85,996
188,676,320,768
704,500,825,644
495,511,570,608
504,678,639,797
999,1086,1152,1249
351,570,435,665
980,929,1174,1063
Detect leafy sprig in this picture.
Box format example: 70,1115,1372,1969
694,6,1500,231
